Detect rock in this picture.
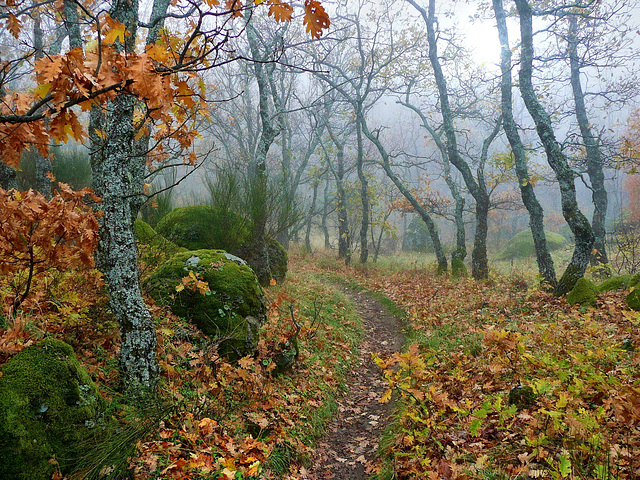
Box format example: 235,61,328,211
626,285,640,311
495,230,567,261
155,206,288,286
508,384,536,409
566,277,598,307
598,274,633,293
234,237,288,286
451,257,467,278
155,205,251,252
146,249,267,359
0,339,104,480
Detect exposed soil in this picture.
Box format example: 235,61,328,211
303,286,404,479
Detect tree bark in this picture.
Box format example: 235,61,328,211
407,0,491,279
492,0,557,289
356,114,369,264
568,16,608,266
361,119,448,273
515,0,594,295
305,180,319,253
88,0,160,392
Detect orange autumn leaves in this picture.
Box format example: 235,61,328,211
0,185,99,312
0,0,330,169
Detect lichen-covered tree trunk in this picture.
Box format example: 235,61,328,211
87,0,159,392
515,0,594,295
361,118,448,273
568,16,608,266
356,115,369,264
33,16,51,198
305,180,319,253
334,142,351,265
492,0,557,289
322,177,331,250
408,0,490,279
91,93,159,391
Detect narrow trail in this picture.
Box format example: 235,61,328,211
303,286,404,480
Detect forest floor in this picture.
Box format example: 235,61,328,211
1,252,639,479
303,286,404,480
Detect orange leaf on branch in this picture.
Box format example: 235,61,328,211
268,0,294,22
303,0,330,39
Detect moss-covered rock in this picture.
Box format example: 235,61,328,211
235,237,288,286
267,237,288,283
156,206,251,252
626,284,640,311
495,230,567,261
598,275,633,293
566,277,598,306
147,249,266,359
508,385,536,409
451,257,467,278
0,339,104,480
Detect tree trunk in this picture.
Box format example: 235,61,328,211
568,16,608,266
305,181,319,253
492,0,557,289
408,0,490,279
322,177,331,250
515,0,594,295
92,93,159,392
360,119,448,273
86,0,160,393
335,143,351,265
356,115,369,264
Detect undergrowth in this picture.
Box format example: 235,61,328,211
0,258,364,479
309,253,640,480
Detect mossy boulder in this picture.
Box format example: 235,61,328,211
451,257,467,278
495,230,567,261
626,275,640,311
235,237,288,285
567,277,598,306
156,206,251,252
147,249,266,359
0,339,104,480
598,275,633,293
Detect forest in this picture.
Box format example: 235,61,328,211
0,0,639,478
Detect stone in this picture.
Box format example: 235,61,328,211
0,339,103,480
566,277,598,307
146,249,267,359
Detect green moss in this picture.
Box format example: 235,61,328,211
156,206,251,252
451,257,467,278
146,250,266,359
267,237,288,283
508,385,537,410
566,277,598,306
627,284,640,311
598,275,633,293
0,339,103,480
495,230,567,261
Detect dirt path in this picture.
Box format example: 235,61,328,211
303,287,404,480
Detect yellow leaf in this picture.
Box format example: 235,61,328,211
34,83,52,99
379,388,392,403
175,284,185,292
104,22,127,45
